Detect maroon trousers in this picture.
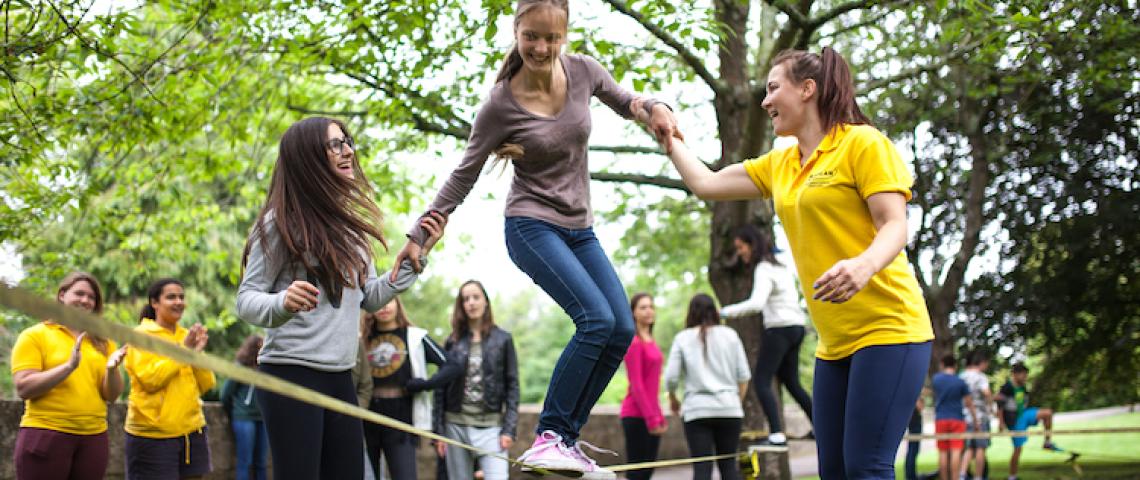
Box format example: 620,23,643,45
15,427,109,480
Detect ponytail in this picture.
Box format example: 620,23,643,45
771,47,871,135
495,47,525,84
139,278,183,323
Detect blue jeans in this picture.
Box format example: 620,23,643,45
231,419,268,480
505,216,635,443
813,341,931,479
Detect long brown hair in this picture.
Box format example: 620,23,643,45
361,297,411,348
235,335,263,367
56,272,109,355
684,293,721,359
241,117,387,307
494,0,570,84
450,280,495,342
771,47,871,135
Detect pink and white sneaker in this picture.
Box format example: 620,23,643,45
568,440,618,480
518,430,586,477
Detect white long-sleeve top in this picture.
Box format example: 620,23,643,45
664,325,751,422
720,261,806,329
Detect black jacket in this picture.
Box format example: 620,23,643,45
433,326,520,439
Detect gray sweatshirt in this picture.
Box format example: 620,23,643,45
664,325,752,422
720,261,807,329
407,54,647,244
236,218,424,371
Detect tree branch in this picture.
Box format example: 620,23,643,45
861,42,977,92
766,0,810,26
600,0,725,96
285,104,369,117
590,172,690,192
588,145,661,155
809,0,875,28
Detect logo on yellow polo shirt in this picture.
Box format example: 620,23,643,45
807,169,837,187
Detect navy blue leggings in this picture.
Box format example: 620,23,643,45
813,342,931,479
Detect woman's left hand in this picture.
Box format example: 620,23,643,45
812,257,876,303
106,346,128,370
499,435,513,450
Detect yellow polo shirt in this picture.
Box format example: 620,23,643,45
124,319,216,438
10,321,119,435
743,124,933,360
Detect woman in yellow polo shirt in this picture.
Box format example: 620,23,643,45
10,272,127,480
124,277,215,479
653,47,934,478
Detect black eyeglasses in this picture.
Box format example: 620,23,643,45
326,136,355,155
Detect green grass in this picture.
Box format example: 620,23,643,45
899,411,1140,480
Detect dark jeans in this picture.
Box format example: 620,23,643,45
231,419,269,480
15,428,109,480
505,216,635,443
257,364,364,480
683,417,742,480
363,397,418,479
905,409,922,480
754,325,813,433
621,417,661,480
813,341,931,479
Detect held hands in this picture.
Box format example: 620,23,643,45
182,324,209,352
631,98,684,154
284,281,320,313
390,210,449,281
106,345,128,370
812,256,876,303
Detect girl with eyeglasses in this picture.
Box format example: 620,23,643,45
236,117,447,479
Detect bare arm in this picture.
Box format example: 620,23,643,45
665,139,763,201
100,346,128,401
812,191,908,303
13,332,87,400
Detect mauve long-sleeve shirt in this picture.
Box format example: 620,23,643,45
408,54,644,243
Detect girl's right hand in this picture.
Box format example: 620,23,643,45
390,241,423,281
649,423,668,436
283,281,320,313
435,440,447,458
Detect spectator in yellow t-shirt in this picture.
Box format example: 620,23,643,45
124,277,215,479
10,272,127,480
653,46,934,478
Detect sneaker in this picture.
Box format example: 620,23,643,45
568,440,618,480
1043,440,1060,451
518,431,585,477
767,432,788,445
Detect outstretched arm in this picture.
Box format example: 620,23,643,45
666,139,763,201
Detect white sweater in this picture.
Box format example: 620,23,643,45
720,261,806,329
664,325,752,422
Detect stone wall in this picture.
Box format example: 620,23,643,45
1,400,810,479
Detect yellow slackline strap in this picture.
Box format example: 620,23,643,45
1,285,789,475
903,427,1140,441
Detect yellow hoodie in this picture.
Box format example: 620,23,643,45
125,319,216,438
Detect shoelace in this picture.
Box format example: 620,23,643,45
571,440,618,468
519,434,574,463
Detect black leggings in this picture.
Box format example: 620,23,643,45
621,417,661,480
363,397,418,479
753,325,813,433
256,364,364,480
683,417,742,480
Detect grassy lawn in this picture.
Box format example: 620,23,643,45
899,411,1140,480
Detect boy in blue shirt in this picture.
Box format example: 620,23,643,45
997,364,1057,480
932,354,976,480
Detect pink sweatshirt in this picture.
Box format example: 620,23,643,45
620,335,665,429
